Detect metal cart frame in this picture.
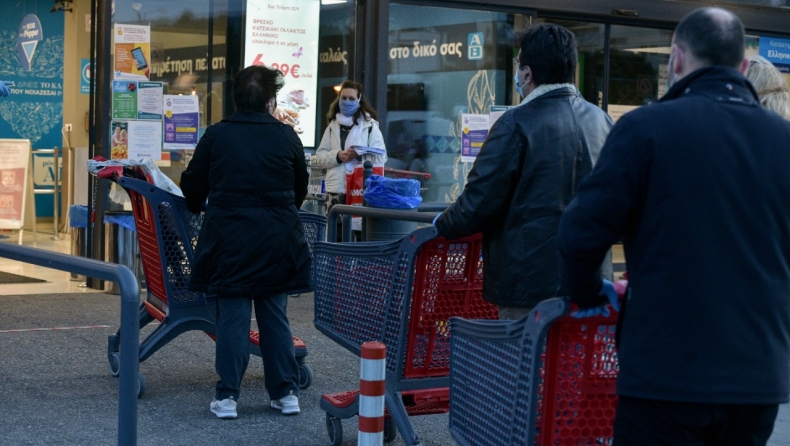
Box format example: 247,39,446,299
313,226,498,446
104,176,325,396
448,295,622,445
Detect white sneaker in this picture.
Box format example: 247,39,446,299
270,394,300,415
210,397,237,419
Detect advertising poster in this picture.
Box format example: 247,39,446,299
245,0,320,147
0,8,65,218
0,139,31,228
460,113,489,163
114,24,151,80
110,120,129,159
163,95,199,150
112,81,137,119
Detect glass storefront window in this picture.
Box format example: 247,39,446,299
607,26,673,121
113,0,231,179
387,4,523,203
315,2,355,149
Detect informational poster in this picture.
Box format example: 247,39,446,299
245,0,320,147
112,81,163,120
127,121,163,160
461,113,489,163
0,139,31,229
114,24,151,80
163,95,199,150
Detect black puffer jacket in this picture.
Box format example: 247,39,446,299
435,87,612,307
181,111,311,297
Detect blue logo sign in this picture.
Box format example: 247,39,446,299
17,14,43,71
468,32,484,60
81,58,92,94
759,36,790,72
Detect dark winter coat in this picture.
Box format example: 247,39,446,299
181,111,311,297
559,66,790,404
435,86,612,307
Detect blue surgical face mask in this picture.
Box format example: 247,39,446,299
514,73,524,98
339,99,360,117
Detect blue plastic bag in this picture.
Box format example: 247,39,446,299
363,174,423,209
103,212,137,232
69,205,88,229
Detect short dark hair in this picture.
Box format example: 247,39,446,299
674,7,744,70
326,79,378,124
517,24,577,86
232,65,284,113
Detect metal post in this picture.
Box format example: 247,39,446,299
359,341,386,446
0,242,140,445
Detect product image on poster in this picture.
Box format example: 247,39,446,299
111,121,129,159
131,47,148,70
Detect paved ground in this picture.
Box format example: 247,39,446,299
0,292,788,445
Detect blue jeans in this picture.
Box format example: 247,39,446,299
214,293,299,401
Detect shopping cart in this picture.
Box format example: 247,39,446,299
383,167,431,192
313,227,498,446
448,283,625,446
103,174,324,396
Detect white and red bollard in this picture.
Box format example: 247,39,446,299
359,341,386,446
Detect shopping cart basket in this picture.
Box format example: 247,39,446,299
104,175,324,396
383,167,431,192
313,226,498,446
448,283,625,446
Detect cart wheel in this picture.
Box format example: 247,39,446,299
137,373,146,398
108,352,121,377
383,417,397,443
298,363,313,389
326,414,342,446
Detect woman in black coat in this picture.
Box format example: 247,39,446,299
180,65,310,419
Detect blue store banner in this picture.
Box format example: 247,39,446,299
0,2,64,217
759,36,790,73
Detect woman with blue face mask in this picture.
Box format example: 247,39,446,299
315,80,387,238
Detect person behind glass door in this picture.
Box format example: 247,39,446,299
745,55,789,118
180,65,310,419
316,80,387,239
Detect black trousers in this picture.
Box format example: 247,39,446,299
614,396,779,446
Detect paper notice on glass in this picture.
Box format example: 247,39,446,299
461,113,489,163
127,120,163,160
163,95,200,150
489,105,514,129
136,82,163,120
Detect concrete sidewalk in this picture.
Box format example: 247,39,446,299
1,292,788,445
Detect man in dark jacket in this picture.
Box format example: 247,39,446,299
434,23,613,320
558,7,790,445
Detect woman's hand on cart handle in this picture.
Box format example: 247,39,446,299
570,279,620,318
